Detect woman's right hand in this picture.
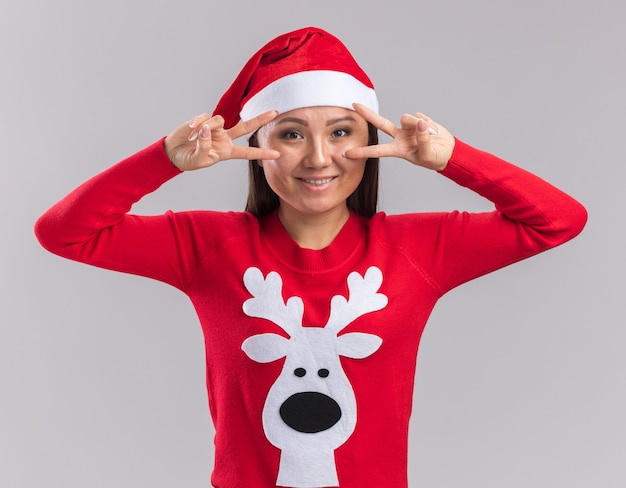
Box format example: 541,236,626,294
164,111,281,171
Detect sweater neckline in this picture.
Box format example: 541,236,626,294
259,210,367,272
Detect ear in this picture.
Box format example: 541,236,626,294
336,332,382,359
242,333,289,363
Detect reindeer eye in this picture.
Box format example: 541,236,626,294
318,369,329,378
294,368,306,377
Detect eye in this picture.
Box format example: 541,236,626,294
331,128,350,138
318,369,329,378
280,130,303,140
294,368,306,377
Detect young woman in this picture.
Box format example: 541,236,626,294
35,27,587,488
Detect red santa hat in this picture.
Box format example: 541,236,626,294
213,26,379,133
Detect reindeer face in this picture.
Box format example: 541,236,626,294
240,266,387,487
274,328,345,434
244,326,381,448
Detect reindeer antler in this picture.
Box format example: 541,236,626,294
325,266,388,334
242,267,303,337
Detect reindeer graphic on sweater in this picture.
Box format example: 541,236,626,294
241,266,388,488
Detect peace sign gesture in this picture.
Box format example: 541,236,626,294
344,103,455,171
165,110,281,171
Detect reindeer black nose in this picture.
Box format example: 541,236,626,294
280,392,342,433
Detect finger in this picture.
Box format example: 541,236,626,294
187,113,213,141
344,143,395,160
352,103,398,137
231,146,281,161
188,113,211,129
413,112,439,135
402,113,439,136
193,123,215,164
414,119,435,158
190,114,226,142
191,114,224,140
198,123,213,142
416,118,430,133
227,110,279,140
413,112,433,122
400,113,420,131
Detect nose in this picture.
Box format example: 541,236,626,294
280,392,342,433
304,137,331,169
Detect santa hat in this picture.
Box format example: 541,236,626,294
213,27,378,133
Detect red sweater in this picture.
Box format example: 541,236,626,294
35,139,586,488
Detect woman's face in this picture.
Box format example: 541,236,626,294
255,106,369,221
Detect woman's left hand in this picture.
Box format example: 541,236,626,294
344,103,455,171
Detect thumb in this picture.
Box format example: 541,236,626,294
399,114,419,132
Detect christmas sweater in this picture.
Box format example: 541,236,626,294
35,138,587,488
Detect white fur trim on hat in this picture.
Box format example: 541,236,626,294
240,70,379,125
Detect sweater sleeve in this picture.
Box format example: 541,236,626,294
34,139,202,291
396,138,588,295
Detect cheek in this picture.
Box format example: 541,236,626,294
260,146,299,174
353,162,367,182
259,160,288,188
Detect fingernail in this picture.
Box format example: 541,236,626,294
189,118,198,128
199,124,210,139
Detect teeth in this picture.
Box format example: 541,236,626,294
301,177,334,185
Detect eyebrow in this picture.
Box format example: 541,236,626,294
275,115,358,127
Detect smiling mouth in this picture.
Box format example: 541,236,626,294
298,177,336,186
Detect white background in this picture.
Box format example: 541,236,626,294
2,0,624,486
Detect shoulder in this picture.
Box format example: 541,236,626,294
368,211,451,233
168,209,260,242
365,211,456,251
